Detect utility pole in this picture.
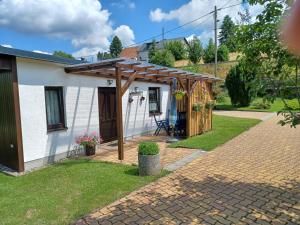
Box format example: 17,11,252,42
162,27,165,45
214,5,218,77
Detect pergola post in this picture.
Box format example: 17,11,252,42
115,66,124,160
186,78,191,138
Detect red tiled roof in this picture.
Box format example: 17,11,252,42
120,46,139,59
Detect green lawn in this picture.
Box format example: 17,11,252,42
0,160,167,225
171,115,260,150
216,97,299,112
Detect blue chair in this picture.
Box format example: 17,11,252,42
153,114,170,135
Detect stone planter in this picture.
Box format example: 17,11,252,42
138,154,161,176
85,145,96,156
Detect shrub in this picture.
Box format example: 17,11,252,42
164,40,187,60
149,49,175,67
138,142,159,155
251,101,271,109
203,38,216,63
217,44,229,62
225,62,256,107
188,37,204,64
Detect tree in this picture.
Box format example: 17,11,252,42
225,61,256,107
188,37,203,64
149,49,175,67
217,44,229,62
97,52,112,60
53,51,75,59
148,39,157,61
219,15,236,52
164,40,187,60
236,0,300,127
110,36,123,58
203,38,216,63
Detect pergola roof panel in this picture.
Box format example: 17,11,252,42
64,58,222,83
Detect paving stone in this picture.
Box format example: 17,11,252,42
74,114,300,225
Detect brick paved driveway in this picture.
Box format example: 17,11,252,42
75,115,300,225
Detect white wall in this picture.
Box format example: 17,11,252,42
16,58,170,163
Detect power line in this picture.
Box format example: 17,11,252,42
78,2,244,58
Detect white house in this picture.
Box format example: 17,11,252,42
0,46,170,172
0,46,219,173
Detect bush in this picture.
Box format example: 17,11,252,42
203,38,216,63
138,142,159,155
164,40,187,60
225,62,256,107
217,44,229,62
149,49,175,67
251,101,271,109
188,37,203,64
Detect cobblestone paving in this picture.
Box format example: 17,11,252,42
92,135,197,167
75,115,300,225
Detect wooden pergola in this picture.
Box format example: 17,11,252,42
65,58,222,160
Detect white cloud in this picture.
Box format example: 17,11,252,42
114,25,135,47
33,50,51,55
150,0,263,30
111,0,136,10
0,0,135,57
186,30,214,46
1,44,12,48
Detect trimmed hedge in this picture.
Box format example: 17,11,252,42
138,142,159,155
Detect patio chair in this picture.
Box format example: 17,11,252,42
153,114,170,135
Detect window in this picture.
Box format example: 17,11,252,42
45,87,66,131
148,87,161,114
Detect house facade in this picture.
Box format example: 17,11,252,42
0,46,170,172
138,37,189,61
120,37,189,62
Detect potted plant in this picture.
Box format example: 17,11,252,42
205,100,216,109
192,102,203,112
138,142,160,176
76,132,102,156
173,90,186,100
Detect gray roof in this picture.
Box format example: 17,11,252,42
0,46,82,65
139,37,189,52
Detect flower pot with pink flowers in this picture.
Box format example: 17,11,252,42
76,132,102,156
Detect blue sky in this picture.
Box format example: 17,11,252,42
0,0,260,58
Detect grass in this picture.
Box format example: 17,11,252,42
216,97,299,112
0,159,168,225
170,115,260,150
180,61,237,79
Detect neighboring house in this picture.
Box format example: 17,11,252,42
138,37,189,61
120,46,139,59
0,46,218,173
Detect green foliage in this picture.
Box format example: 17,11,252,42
192,103,203,112
138,142,159,155
217,44,229,62
148,39,157,60
236,0,300,126
203,38,216,63
110,36,123,58
170,115,260,150
219,15,236,52
53,51,75,59
252,100,271,110
149,49,175,67
188,36,204,64
164,40,187,60
97,52,112,60
225,62,256,107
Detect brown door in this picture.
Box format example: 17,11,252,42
0,70,19,170
98,87,117,143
